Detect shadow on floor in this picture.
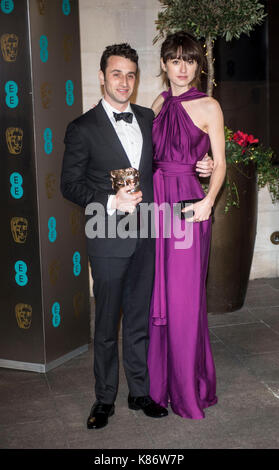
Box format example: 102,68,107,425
1,278,279,449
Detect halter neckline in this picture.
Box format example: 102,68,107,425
163,86,207,102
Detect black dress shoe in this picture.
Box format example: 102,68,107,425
128,394,168,418
87,401,115,429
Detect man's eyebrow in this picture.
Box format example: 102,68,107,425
110,69,136,75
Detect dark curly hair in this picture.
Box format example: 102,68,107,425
100,43,139,75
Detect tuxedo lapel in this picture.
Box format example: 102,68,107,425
95,101,131,167
131,104,150,173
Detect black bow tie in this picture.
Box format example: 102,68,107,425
113,112,133,123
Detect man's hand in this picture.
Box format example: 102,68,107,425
112,186,142,214
196,154,214,178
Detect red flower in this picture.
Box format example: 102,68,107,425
233,130,259,147
247,134,259,144
233,131,246,147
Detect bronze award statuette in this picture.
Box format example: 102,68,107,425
110,167,140,193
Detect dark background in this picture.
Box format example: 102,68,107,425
210,0,278,162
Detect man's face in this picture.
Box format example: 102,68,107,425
99,55,137,109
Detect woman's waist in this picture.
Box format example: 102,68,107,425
153,160,197,176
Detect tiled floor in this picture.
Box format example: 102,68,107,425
1,278,279,449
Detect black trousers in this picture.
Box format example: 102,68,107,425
89,237,155,404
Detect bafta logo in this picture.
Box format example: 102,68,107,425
41,82,52,109
1,33,19,62
6,127,23,155
37,0,47,15
45,173,56,199
73,292,85,318
49,259,60,285
11,217,28,244
70,208,82,235
63,34,73,62
15,303,32,330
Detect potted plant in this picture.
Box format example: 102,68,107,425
224,127,279,213
154,0,279,312
205,126,279,312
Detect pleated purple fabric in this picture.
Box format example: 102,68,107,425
147,87,218,419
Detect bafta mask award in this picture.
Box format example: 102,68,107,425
15,303,32,329
1,33,19,62
110,167,140,193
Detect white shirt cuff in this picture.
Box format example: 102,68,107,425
107,195,116,215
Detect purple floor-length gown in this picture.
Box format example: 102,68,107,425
147,87,217,419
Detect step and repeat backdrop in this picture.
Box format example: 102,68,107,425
0,0,90,372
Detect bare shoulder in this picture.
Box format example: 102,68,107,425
201,96,223,116
151,93,165,117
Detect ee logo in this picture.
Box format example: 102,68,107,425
39,35,48,63
44,128,53,154
15,260,28,286
51,302,61,327
62,0,71,16
10,172,23,199
73,251,81,277
5,80,19,108
65,80,74,106
48,217,57,243
1,0,14,14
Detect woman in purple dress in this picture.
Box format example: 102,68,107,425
147,32,226,419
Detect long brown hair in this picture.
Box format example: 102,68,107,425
160,32,205,89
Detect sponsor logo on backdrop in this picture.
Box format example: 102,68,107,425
36,0,47,15
63,34,73,62
11,217,28,244
51,302,61,327
1,0,14,14
15,260,28,287
49,259,60,286
6,127,23,155
41,82,51,109
15,303,32,329
48,216,57,243
1,33,18,62
70,207,82,235
62,0,71,16
45,173,56,199
65,79,74,106
39,35,48,63
73,291,84,319
10,172,23,199
44,127,53,154
73,251,81,277
5,80,19,108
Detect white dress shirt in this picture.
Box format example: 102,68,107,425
101,98,143,213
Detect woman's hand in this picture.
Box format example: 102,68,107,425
182,197,213,222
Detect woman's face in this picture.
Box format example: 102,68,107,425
161,55,198,93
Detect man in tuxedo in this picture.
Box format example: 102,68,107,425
61,43,212,429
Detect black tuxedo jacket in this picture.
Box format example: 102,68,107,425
61,101,155,257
